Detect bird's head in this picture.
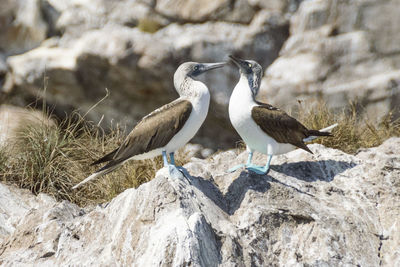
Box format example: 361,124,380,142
176,61,226,78
229,55,263,96
174,61,225,95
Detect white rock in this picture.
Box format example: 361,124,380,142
0,183,56,244
259,0,400,118
0,0,48,55
155,0,255,23
1,139,400,265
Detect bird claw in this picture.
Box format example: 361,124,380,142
227,164,246,173
167,164,178,172
165,165,193,186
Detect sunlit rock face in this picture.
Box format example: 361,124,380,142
259,0,400,120
1,139,400,266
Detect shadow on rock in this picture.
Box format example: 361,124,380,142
181,159,356,216
224,171,270,215
270,160,357,182
223,171,316,215
183,168,271,215
180,168,229,213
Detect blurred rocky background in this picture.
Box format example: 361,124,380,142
1,0,399,149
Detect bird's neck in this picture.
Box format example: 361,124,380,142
175,76,210,100
231,75,256,105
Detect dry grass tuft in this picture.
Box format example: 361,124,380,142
0,111,188,206
296,101,400,154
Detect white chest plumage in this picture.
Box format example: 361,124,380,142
164,81,210,153
229,76,295,155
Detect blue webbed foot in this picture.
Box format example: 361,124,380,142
167,164,178,171
246,164,270,175
167,164,184,179
227,152,272,175
246,154,272,175
227,151,255,173
227,164,246,173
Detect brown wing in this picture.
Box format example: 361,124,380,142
251,104,312,153
94,99,192,169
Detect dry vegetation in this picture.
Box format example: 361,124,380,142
296,101,400,154
0,111,187,206
0,101,399,207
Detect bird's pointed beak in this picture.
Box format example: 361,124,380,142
202,62,226,72
228,55,248,69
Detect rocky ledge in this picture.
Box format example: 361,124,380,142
1,138,399,266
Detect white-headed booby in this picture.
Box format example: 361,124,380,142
227,55,336,175
73,61,225,189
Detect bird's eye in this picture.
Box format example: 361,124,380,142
194,65,199,71
248,63,252,68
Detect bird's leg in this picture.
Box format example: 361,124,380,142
169,151,190,180
246,154,272,175
163,150,182,177
169,152,184,171
227,151,253,173
169,152,176,166
162,150,169,167
245,151,253,165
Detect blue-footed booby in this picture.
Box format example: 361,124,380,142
73,61,225,189
227,55,336,175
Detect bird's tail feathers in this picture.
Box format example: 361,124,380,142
318,123,338,133
90,148,119,166
304,123,338,143
307,130,332,137
72,172,103,189
72,163,120,189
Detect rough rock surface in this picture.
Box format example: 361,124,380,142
1,138,399,266
0,184,55,245
0,0,48,56
259,0,400,119
154,0,256,24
